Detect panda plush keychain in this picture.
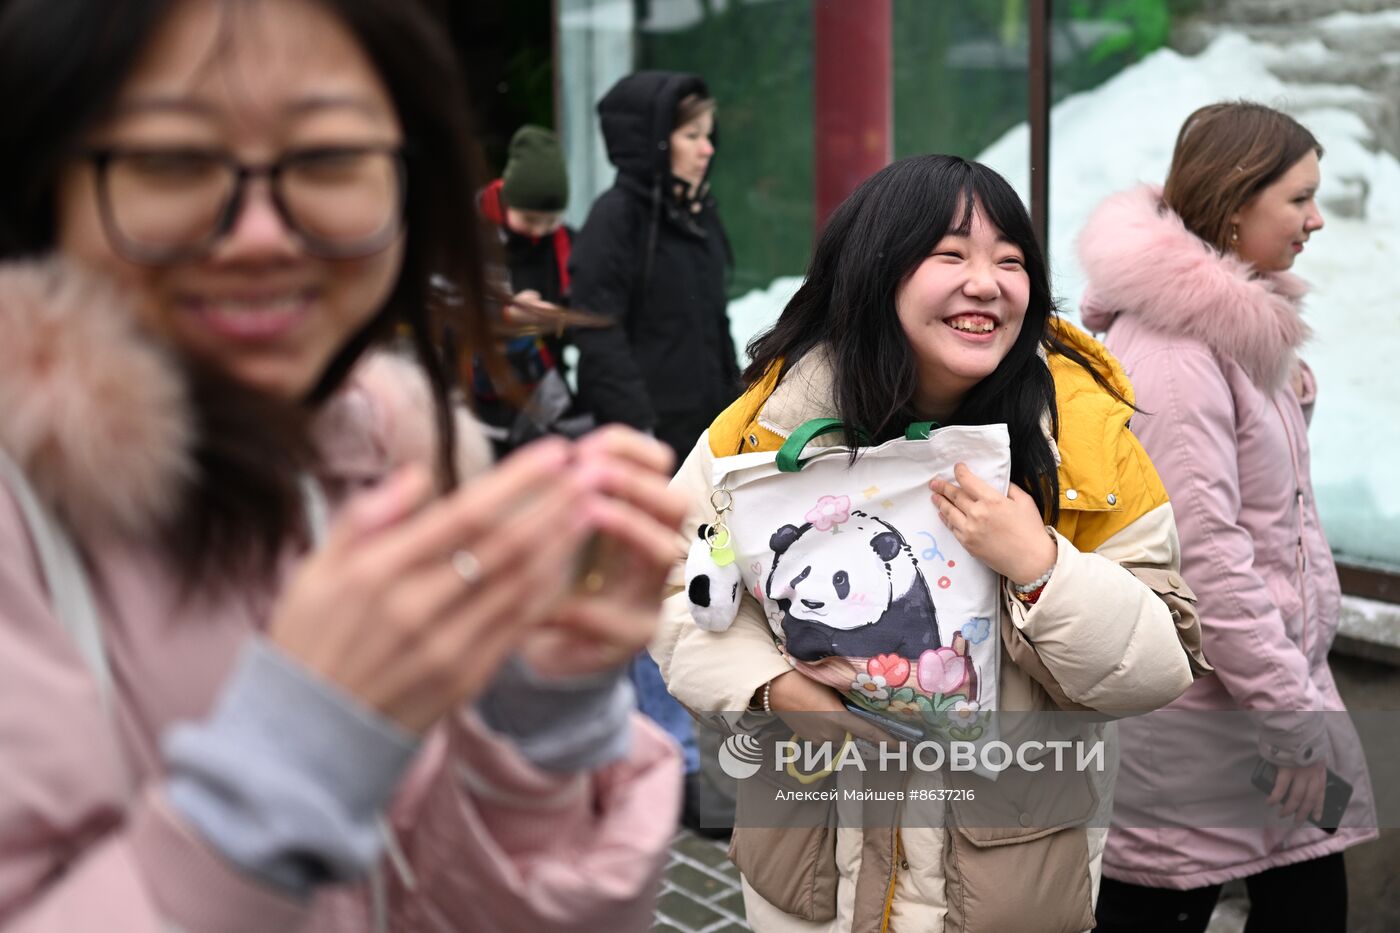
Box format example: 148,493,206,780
685,485,743,632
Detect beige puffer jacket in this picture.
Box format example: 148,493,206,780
653,322,1209,933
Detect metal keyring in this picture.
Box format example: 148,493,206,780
704,523,731,550
710,488,733,513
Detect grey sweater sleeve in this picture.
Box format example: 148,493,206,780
475,656,635,773
164,639,419,898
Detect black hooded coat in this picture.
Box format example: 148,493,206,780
568,71,741,461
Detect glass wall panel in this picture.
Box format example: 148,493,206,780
557,0,637,228
894,0,1029,194
1018,0,1400,568
633,0,816,299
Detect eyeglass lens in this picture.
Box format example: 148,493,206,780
100,148,402,261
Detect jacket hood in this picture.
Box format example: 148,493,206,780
0,257,194,540
598,70,710,180
1077,183,1309,391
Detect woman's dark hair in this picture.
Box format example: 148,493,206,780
0,0,499,587
746,154,1124,521
1163,101,1322,253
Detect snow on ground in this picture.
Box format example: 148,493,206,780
726,32,1400,563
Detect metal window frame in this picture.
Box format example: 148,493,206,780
1029,0,1051,253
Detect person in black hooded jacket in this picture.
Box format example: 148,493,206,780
570,72,739,835
569,70,741,466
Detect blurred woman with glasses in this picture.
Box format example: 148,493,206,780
0,0,684,930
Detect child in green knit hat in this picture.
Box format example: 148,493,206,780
473,126,590,456
500,125,569,237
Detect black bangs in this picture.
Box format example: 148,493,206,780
947,181,977,238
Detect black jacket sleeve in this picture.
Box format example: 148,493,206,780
568,192,656,431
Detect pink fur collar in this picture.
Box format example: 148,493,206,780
0,258,194,540
1077,183,1310,391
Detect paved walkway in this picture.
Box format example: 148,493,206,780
652,829,1248,933
653,829,749,933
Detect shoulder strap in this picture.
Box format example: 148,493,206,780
0,456,333,712
0,449,112,707
299,474,330,546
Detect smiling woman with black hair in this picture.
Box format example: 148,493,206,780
653,154,1209,932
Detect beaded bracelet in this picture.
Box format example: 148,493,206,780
1011,528,1057,603
750,679,774,713
1012,563,1055,596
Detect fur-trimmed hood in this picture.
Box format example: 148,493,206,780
1077,183,1310,391
0,258,194,540
0,257,488,542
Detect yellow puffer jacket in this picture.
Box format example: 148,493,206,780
654,319,1208,933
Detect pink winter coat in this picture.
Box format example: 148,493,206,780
0,261,680,931
1077,184,1377,889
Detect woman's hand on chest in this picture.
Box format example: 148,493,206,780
930,463,1058,586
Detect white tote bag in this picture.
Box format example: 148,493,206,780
698,419,1011,742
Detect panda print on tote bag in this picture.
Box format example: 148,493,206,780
690,422,1011,742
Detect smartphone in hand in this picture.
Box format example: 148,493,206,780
572,534,607,593
1250,758,1353,834
842,700,925,743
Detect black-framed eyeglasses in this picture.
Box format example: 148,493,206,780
85,144,408,265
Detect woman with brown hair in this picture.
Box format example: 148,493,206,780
1079,101,1377,932
0,0,685,929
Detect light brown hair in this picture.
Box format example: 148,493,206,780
674,93,716,130
1162,101,1322,253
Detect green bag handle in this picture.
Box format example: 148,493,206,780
776,419,847,472
776,418,940,472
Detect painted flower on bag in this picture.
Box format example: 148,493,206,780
961,616,992,645
805,495,851,532
950,698,981,726
867,653,911,688
852,672,889,701
916,647,969,695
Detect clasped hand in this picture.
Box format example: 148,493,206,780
1268,760,1327,826
929,463,1057,586
270,426,687,733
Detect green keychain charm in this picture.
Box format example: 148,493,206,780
707,487,736,566
706,524,736,567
